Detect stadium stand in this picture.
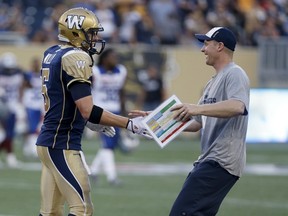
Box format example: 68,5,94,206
0,0,288,47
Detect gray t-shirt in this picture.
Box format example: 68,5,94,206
194,62,250,177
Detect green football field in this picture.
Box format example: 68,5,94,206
0,135,288,216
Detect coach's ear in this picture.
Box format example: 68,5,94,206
217,42,225,51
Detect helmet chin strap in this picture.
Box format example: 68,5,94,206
80,40,93,66
89,53,94,67
90,41,105,66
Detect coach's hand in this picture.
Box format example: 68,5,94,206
171,104,193,122
86,121,116,137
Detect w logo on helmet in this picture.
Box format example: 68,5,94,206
67,15,85,29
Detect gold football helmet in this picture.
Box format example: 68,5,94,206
58,7,105,55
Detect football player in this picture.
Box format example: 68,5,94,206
22,57,44,158
0,52,24,168
89,48,129,186
36,7,151,216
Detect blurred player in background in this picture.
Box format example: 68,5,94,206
89,48,129,186
36,7,151,216
137,63,167,111
0,86,9,124
0,86,9,166
130,27,250,216
22,57,44,158
0,52,24,168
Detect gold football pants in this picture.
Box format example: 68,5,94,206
37,146,93,216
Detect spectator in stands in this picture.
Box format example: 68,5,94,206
118,2,141,44
181,10,210,45
94,1,118,43
1,0,288,47
0,2,27,34
70,0,95,12
148,0,181,45
0,3,13,31
242,0,265,46
206,0,236,30
259,15,281,39
134,10,159,44
31,3,68,43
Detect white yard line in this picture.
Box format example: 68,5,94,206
225,197,288,209
244,163,288,176
2,162,288,176
0,181,39,190
0,214,19,216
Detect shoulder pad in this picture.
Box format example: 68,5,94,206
62,50,92,81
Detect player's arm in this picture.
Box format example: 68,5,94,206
63,51,129,127
64,51,151,138
70,82,129,128
70,82,151,138
84,97,141,129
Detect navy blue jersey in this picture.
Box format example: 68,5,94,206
36,45,93,150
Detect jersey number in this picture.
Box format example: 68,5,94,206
41,68,50,112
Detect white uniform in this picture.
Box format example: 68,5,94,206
22,72,43,111
91,64,127,113
90,64,127,184
0,71,23,114
22,72,44,158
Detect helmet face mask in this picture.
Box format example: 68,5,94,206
58,7,105,55
82,28,106,55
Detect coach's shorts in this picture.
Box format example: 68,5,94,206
169,160,239,216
